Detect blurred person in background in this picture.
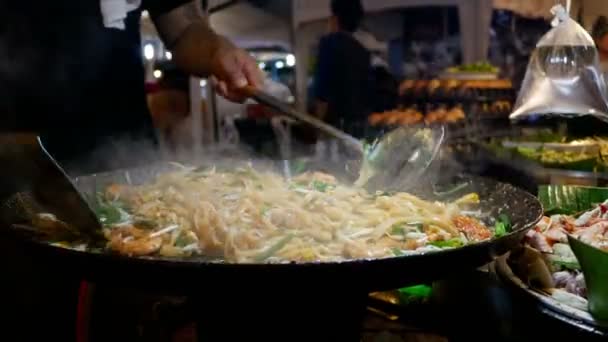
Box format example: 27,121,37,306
313,0,371,139
0,0,262,340
592,15,608,73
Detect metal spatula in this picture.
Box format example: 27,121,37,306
0,134,103,241
242,86,445,191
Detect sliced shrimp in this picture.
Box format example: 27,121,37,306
452,215,492,242
573,220,608,250
105,224,162,256
526,230,553,253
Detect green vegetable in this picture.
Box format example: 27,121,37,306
494,222,507,237
260,205,271,215
312,181,331,192
175,233,192,247
538,185,608,215
391,225,405,235
290,159,308,175
391,222,423,235
429,238,464,248
90,193,129,225
391,248,404,256
498,214,511,228
254,234,294,262
494,214,512,237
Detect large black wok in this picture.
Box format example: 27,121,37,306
1,159,542,341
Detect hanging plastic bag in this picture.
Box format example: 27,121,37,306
510,2,608,123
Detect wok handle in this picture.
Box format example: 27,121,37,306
240,86,363,154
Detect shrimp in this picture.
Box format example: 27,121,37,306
105,184,131,201
526,230,553,253
452,216,492,242
573,220,608,251
105,225,162,256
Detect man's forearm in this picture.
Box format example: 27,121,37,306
153,2,227,77
171,22,231,77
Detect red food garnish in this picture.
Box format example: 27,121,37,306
452,216,492,242
600,204,608,214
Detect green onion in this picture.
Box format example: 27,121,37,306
254,234,294,262
90,192,130,226
494,222,507,237
391,247,404,256
312,181,331,192
290,159,308,175
494,214,512,237
429,238,464,248
498,214,512,229
409,223,424,231
391,222,424,235
391,224,406,235
175,233,192,247
260,205,271,215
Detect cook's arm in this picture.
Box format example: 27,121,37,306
149,1,262,101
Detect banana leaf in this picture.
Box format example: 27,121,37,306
568,235,608,321
537,185,608,215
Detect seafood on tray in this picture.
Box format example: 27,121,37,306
30,164,511,264
521,200,608,310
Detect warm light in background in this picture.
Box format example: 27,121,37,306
286,54,296,67
153,70,162,79
144,44,155,61
141,10,149,18
165,51,172,60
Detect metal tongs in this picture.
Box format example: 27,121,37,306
241,86,445,191
242,86,364,154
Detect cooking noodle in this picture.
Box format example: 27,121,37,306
49,163,496,263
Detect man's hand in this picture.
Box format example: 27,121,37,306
209,41,264,103
154,3,264,103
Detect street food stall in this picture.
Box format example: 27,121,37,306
5,0,608,341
